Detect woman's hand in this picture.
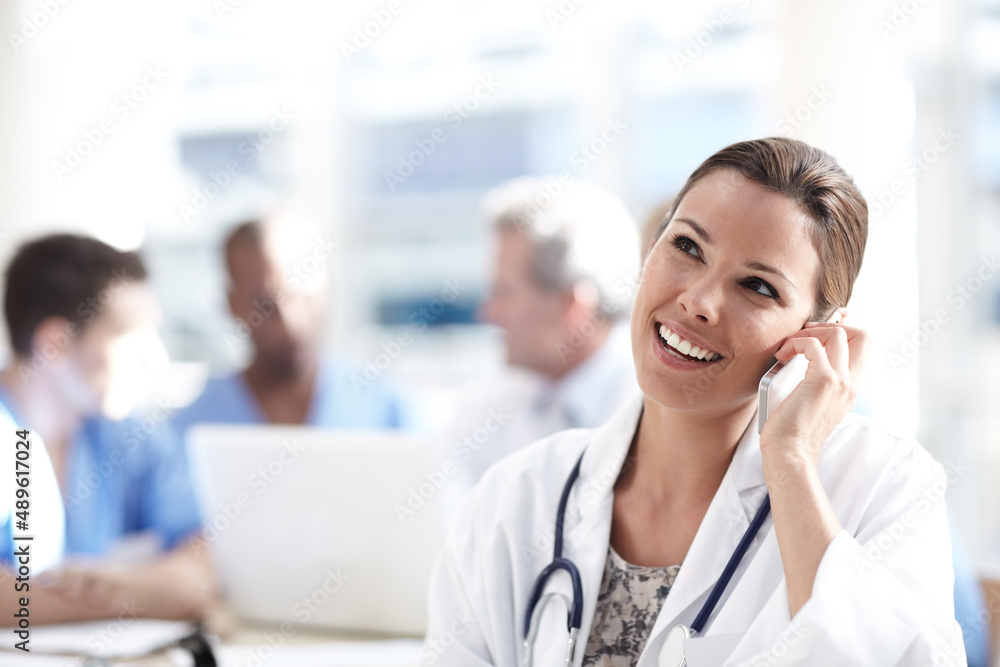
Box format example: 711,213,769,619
758,312,870,617
759,314,871,469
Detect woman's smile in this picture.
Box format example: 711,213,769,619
651,320,723,370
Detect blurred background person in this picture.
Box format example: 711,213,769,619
172,215,416,434
0,234,214,623
444,178,641,497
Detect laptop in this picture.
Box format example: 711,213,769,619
187,425,447,637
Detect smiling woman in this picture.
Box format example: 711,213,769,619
424,138,966,667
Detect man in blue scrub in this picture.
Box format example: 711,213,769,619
172,217,413,433
0,234,213,623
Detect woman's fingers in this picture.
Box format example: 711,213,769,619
778,324,869,383
776,336,835,384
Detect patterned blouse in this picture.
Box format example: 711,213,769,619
581,545,682,666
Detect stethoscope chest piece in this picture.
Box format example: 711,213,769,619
658,624,692,667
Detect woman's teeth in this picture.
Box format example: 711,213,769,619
657,325,721,362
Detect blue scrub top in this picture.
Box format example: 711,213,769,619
171,358,416,434
62,415,203,555
0,386,202,563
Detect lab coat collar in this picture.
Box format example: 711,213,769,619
564,392,770,661
569,392,767,526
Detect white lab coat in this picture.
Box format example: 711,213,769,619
423,393,966,666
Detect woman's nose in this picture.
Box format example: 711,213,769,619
677,275,722,325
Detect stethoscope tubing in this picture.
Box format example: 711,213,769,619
523,447,771,658
690,494,771,634
523,452,586,640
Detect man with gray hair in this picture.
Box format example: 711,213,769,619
448,176,641,495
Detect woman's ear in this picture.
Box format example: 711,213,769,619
807,306,848,326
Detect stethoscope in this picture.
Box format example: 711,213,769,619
521,320,837,666
522,453,771,667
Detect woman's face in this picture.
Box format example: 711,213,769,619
631,169,822,414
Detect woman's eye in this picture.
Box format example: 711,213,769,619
744,278,778,299
671,235,700,258
668,234,778,300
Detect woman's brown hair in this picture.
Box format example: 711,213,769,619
651,137,868,321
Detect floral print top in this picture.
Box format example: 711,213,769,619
581,545,682,666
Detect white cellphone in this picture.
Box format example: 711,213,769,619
757,310,843,434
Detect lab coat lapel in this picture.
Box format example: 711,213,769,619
642,412,770,660
548,394,770,666
560,393,644,666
